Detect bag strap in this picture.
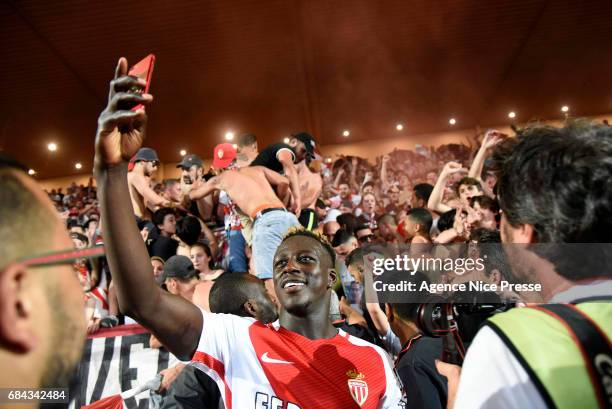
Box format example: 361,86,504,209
532,304,611,409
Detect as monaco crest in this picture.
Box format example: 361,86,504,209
347,369,368,407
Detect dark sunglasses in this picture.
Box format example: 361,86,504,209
358,234,375,243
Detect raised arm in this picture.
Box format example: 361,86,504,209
348,157,360,192
333,167,345,189
380,155,391,192
468,130,505,180
428,161,467,214
189,177,220,201
94,57,202,360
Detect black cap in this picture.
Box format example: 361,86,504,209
160,255,198,282
133,147,159,163
177,154,204,169
292,132,316,158
70,232,89,245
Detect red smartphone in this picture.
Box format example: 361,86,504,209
128,54,155,111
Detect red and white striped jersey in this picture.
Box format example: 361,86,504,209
191,310,405,409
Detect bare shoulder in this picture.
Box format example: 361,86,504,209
192,281,214,310
128,171,144,185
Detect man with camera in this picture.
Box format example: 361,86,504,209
439,123,612,409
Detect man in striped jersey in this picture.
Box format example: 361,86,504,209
95,57,404,409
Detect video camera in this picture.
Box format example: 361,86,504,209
414,290,515,365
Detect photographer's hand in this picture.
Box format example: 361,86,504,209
436,360,461,409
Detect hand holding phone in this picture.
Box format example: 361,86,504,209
128,54,155,111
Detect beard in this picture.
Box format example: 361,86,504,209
40,285,85,390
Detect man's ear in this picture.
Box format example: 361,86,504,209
0,264,37,353
243,299,258,318
166,278,176,292
517,224,536,243
505,222,536,243
384,304,394,322
327,268,337,289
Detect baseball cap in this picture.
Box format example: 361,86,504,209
213,143,237,169
70,232,89,245
133,147,159,163
160,255,198,282
177,154,204,169
292,132,317,158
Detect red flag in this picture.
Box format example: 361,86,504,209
81,394,123,409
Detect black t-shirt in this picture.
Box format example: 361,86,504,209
160,365,223,409
395,336,447,409
250,143,296,173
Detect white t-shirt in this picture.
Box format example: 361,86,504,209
191,309,404,409
454,326,546,409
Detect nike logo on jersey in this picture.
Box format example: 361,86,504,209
260,352,293,365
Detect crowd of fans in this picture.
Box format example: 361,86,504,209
43,125,508,405
2,57,608,409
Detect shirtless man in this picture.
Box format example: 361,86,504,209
250,132,318,215
297,160,323,230
235,133,259,167
190,148,300,294
127,147,171,220
176,153,214,221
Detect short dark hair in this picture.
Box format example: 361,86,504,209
469,228,501,243
413,183,434,203
377,213,396,226
354,224,370,234
0,155,55,269
362,181,375,190
209,273,261,315
455,177,482,195
282,227,336,266
469,195,500,213
238,133,257,148
336,213,358,234
437,209,456,232
67,219,81,229
345,247,366,268
496,121,612,280
176,216,202,246
152,208,175,228
163,178,179,189
406,208,433,232
331,229,355,247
